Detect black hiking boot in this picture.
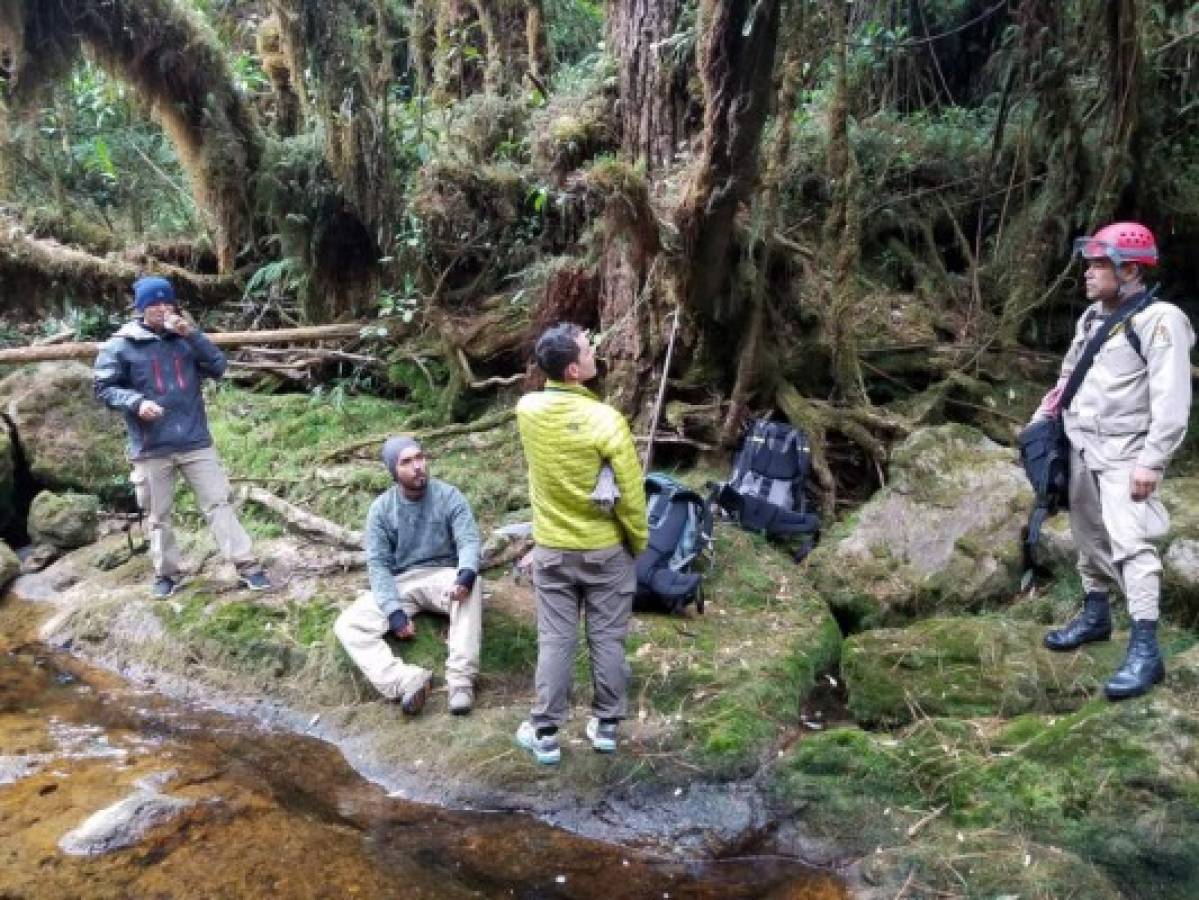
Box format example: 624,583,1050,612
1104,619,1166,701
1044,591,1112,651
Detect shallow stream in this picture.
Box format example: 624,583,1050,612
0,622,846,899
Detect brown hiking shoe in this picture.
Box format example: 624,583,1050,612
400,676,431,716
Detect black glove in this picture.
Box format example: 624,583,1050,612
455,568,477,591
387,608,411,633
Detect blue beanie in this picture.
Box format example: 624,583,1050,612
133,276,176,312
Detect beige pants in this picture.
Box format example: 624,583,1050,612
1069,446,1170,621
131,445,258,578
334,566,483,699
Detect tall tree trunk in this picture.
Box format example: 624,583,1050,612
822,0,866,404
608,0,692,171
723,1,806,443
675,0,782,324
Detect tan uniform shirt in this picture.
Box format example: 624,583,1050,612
1059,299,1194,471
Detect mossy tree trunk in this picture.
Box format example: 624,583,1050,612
674,0,782,326
722,1,805,444
821,0,867,404
608,0,693,171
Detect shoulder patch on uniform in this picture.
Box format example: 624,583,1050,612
1151,321,1172,348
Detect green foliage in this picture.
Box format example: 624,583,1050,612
544,0,604,70
6,61,199,241
243,257,309,305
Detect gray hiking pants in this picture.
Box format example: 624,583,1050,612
529,543,635,730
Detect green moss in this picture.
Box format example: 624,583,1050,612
772,689,1199,898
202,386,527,536
841,617,1137,726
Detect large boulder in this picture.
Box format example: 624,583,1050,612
27,490,100,549
0,363,128,502
841,617,1133,725
808,425,1032,629
0,540,18,592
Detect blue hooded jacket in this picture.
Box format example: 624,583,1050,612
93,320,226,460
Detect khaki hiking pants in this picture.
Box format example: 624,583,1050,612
334,566,483,700
131,445,259,579
529,544,634,730
1069,446,1170,621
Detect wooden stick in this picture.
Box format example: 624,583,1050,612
0,323,371,364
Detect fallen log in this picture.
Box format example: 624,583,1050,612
0,324,371,364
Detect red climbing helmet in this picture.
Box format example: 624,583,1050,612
1073,221,1158,267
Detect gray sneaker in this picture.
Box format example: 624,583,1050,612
515,721,560,765
151,576,178,599
448,686,474,716
586,717,617,753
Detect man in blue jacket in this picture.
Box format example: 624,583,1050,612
334,436,483,716
94,276,271,598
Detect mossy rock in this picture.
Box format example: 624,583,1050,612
28,490,100,549
0,540,18,591
808,425,1032,629
841,616,1144,725
0,363,129,503
772,683,1199,899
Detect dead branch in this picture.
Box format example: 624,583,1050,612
239,486,364,549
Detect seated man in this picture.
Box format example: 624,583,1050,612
335,436,483,715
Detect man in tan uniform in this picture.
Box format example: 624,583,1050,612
1032,222,1194,700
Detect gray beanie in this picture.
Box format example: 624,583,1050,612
382,436,421,478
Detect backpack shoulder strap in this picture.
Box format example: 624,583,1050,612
1060,287,1158,410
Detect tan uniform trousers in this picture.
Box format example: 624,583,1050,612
131,445,258,579
334,566,483,700
1069,445,1170,621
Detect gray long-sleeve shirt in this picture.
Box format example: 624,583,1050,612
365,479,481,616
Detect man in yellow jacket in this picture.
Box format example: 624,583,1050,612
514,324,648,764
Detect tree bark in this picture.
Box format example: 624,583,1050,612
0,324,370,364
608,0,693,171
675,0,782,324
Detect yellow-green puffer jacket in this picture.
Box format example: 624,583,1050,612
516,381,648,554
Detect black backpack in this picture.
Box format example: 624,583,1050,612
634,473,714,614
711,418,821,562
